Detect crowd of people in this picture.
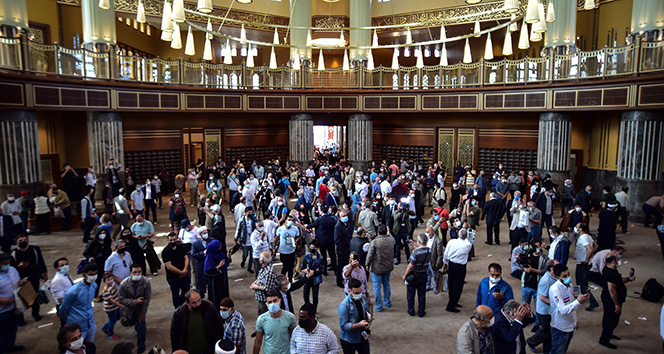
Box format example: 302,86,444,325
0,155,663,354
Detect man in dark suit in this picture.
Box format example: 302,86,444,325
334,211,353,288
0,205,16,253
306,208,337,275
276,274,308,313
492,300,535,354
482,192,503,245
141,179,158,223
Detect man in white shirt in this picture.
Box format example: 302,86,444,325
251,220,271,276
242,181,255,208
178,219,200,250
263,216,279,245
130,183,145,216
0,193,22,234
443,229,473,313
614,186,630,234
588,246,624,287
379,178,392,196
573,223,599,311
234,197,246,226
50,257,73,327
549,264,590,354
112,188,133,239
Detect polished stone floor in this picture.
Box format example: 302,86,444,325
13,199,664,354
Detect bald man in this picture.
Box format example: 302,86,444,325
456,305,495,354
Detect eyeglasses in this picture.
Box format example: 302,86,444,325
122,260,127,267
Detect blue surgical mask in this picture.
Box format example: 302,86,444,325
267,303,281,314
350,293,363,301
286,221,293,227
341,216,349,223
0,264,9,272
434,215,440,221
60,265,70,274
562,277,572,285
220,311,231,320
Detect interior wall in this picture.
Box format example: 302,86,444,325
27,0,60,43
586,111,620,171
596,0,633,48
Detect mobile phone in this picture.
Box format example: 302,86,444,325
629,268,635,277
493,287,502,293
572,285,580,294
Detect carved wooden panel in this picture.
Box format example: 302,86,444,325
0,83,25,106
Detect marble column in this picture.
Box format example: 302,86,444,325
0,111,42,198
631,0,664,39
347,114,373,172
289,114,314,167
81,0,116,47
289,0,312,62
350,0,371,61
537,112,572,188
617,111,664,220
544,0,577,54
87,112,123,198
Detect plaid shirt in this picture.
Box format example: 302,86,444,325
290,322,340,354
223,310,246,354
255,263,279,302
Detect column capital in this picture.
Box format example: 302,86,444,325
348,114,372,121
620,110,663,122
290,113,314,122
0,110,37,122
539,112,571,122
87,111,121,122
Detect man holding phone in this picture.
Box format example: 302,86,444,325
599,255,635,349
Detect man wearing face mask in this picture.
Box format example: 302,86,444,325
492,300,535,354
339,278,371,354
253,290,297,354
50,257,73,326
559,202,588,243
526,260,558,353
192,227,211,295
509,200,530,251
250,221,270,278
250,252,280,334
11,234,47,323
58,323,90,354
290,303,340,354
0,252,26,353
162,233,190,308
141,179,158,223
112,188,134,239
170,289,224,354
588,246,625,288
219,297,246,354
574,185,593,215
131,214,160,276
549,264,590,354
334,211,353,288
235,207,256,274
456,305,495,354
118,264,151,354
444,228,473,312
574,223,599,312
599,255,635,349
477,263,514,316
59,262,99,344
104,239,133,285
1,194,22,235
275,216,300,282
510,238,530,279
0,206,16,253
547,226,570,267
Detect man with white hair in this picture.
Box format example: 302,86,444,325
444,228,473,313
251,220,271,278
483,192,503,245
492,299,534,353
250,252,279,326
402,233,432,317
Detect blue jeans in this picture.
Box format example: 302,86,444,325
80,321,96,343
550,327,574,354
102,308,122,337
522,286,539,326
371,272,392,311
241,245,253,271
427,264,438,290
126,316,147,352
528,226,542,241
575,263,599,307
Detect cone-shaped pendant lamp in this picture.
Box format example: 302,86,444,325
306,30,312,47
197,0,212,13
372,29,378,47
161,29,173,41
391,48,399,70
172,0,185,22
203,37,212,60
463,38,472,63
484,33,494,60
340,31,345,45
530,24,542,42
546,2,555,22
343,49,350,71
268,47,277,69
474,20,481,37
184,26,195,56
224,39,233,64
510,14,518,32
416,46,424,68
406,28,412,44
525,0,539,23
206,19,213,40
171,23,182,49
318,49,325,71
99,0,110,10
367,50,375,71
137,0,146,23
273,28,279,45
535,2,546,33
246,45,255,67
502,28,513,56
161,1,173,41
440,43,448,66
240,24,247,44
518,20,529,49
584,0,595,10
503,0,518,13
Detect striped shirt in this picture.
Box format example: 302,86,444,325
290,322,340,354
102,283,119,312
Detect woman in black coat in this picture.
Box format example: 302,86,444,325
119,228,147,274
83,227,112,298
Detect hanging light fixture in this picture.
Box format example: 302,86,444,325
172,0,185,22
292,54,301,70
503,0,518,13
184,26,195,56
416,46,424,68
535,2,546,33
372,29,378,47
391,47,399,70
530,24,542,42
161,1,173,39
273,28,279,45
206,19,213,40
406,27,413,44
502,27,513,56
161,28,173,41
171,23,182,49
440,23,446,40
465,0,481,3
237,0,253,3
525,0,540,23
306,30,312,47
197,0,212,13
136,0,146,23
318,49,325,71
474,20,481,37
246,45,255,67
99,0,110,10
224,39,233,64
518,20,529,49
424,46,431,57
269,47,277,69
546,1,555,22
343,49,350,71
584,0,595,10
203,36,212,60
240,24,247,44
440,43,448,66
339,31,345,45
367,50,375,71
510,14,518,32
463,38,472,64
404,47,411,58
484,33,493,60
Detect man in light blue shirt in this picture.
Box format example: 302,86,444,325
0,253,23,353
105,239,133,285
130,215,160,276
275,215,299,282
59,262,98,343
527,260,558,352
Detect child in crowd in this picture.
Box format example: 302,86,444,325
101,272,124,340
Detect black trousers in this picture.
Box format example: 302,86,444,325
407,272,427,316
341,339,370,354
510,228,527,250
144,200,157,222
303,283,320,313
527,313,551,353
600,297,621,344
336,249,350,286
112,214,130,239
280,252,296,282
320,243,336,273
446,261,466,309
167,275,190,309
82,216,95,242
486,223,500,244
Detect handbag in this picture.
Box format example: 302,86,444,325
13,288,27,314
76,259,88,274
54,206,64,218
406,249,430,284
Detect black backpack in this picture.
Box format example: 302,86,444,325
640,278,664,302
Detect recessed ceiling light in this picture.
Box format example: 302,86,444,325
237,0,253,3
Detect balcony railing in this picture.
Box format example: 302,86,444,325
1,37,663,90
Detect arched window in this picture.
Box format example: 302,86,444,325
413,74,418,89
434,74,441,89
230,73,239,89
252,73,260,90
222,73,229,89
422,74,429,89
392,73,399,90
403,73,410,90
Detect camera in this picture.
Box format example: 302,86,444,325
517,251,531,268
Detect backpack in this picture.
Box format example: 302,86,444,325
640,278,664,302
275,180,286,195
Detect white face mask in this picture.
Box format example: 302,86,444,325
175,194,180,198
201,233,208,240
131,275,141,281
575,207,582,212
86,274,97,283
69,337,84,350
489,276,501,284
99,233,106,240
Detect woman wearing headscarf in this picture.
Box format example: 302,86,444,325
204,239,229,308
83,227,112,299
120,228,146,274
